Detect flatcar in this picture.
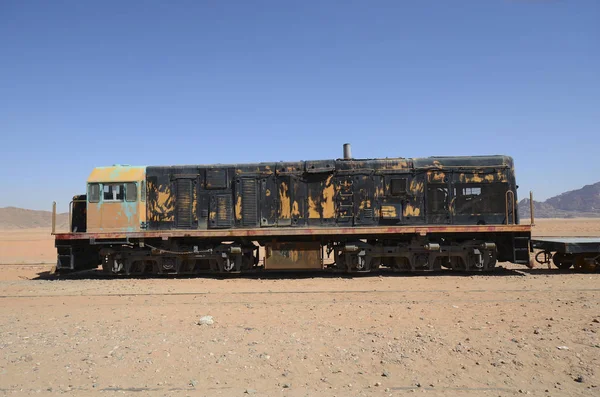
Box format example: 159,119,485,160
53,145,532,274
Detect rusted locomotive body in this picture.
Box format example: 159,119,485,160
54,149,531,274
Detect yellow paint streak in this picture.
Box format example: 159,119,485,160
409,180,424,193
359,199,371,210
235,195,242,220
308,196,320,218
403,204,421,217
321,175,335,218
291,201,300,217
191,192,197,223
278,182,290,219
429,172,446,183
381,205,397,218
468,173,483,183
147,182,175,223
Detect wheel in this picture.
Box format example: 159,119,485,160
553,253,573,270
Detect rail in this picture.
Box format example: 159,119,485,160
505,190,515,225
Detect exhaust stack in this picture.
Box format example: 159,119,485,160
343,143,352,160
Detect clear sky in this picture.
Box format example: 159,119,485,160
1,1,598,212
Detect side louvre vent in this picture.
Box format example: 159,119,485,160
216,194,233,227
241,178,258,226
176,179,193,228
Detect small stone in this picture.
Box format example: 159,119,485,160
534,329,540,335
189,379,198,387
416,382,421,387
197,316,214,325
282,383,290,388
575,375,584,383
592,319,600,323
382,370,390,377
375,382,381,387
557,346,569,350
244,389,257,394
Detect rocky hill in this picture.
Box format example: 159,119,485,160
0,207,69,230
519,182,600,218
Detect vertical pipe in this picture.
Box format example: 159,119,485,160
51,201,56,235
69,201,73,233
530,191,535,226
343,143,352,160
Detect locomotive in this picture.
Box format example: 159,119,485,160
53,145,532,274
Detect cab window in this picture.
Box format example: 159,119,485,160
103,184,125,201
89,183,100,203
125,182,137,202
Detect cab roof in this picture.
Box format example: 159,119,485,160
87,166,146,183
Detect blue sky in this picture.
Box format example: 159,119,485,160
1,1,598,211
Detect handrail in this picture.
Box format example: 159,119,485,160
505,190,515,225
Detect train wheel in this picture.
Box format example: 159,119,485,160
553,253,574,270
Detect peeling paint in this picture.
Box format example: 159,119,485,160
279,182,290,219
381,205,397,218
403,204,421,217
235,195,242,221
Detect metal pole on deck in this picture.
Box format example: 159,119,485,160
52,201,56,235
529,191,535,226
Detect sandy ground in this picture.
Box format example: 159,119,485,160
0,219,599,396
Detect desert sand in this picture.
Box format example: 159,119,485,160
0,219,599,396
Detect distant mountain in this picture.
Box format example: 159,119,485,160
519,182,600,219
0,207,69,230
